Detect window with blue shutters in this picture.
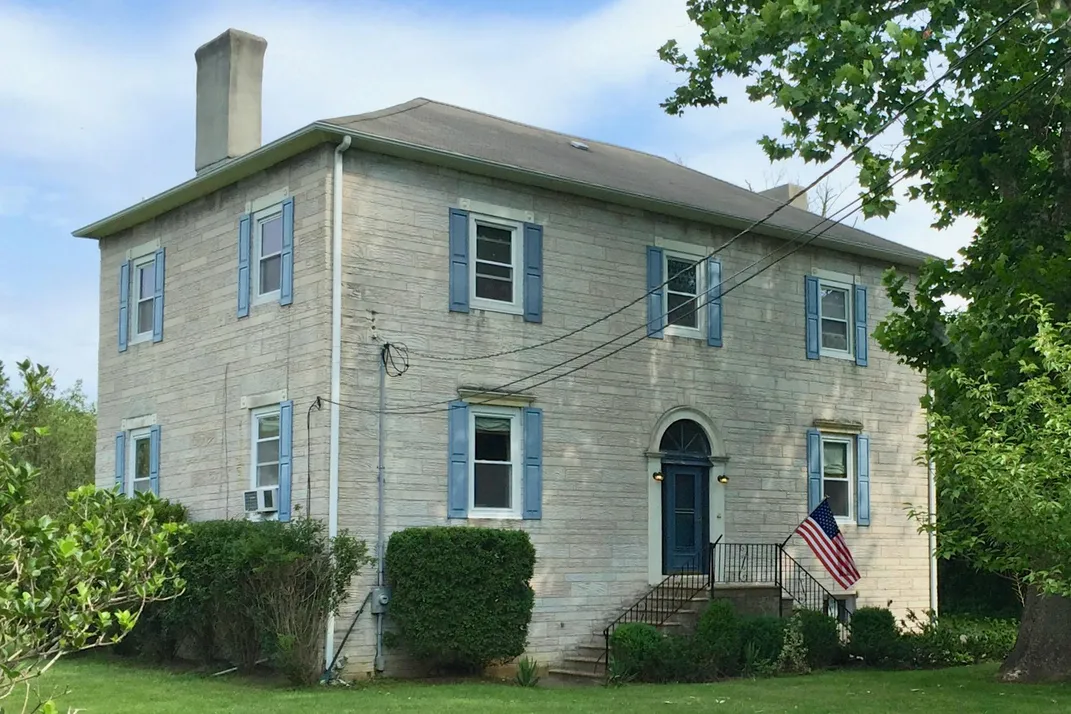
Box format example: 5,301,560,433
447,401,543,520
805,273,868,365
119,247,166,351
647,244,722,346
125,427,153,496
239,198,295,316
449,208,543,321
251,402,292,522
807,428,871,525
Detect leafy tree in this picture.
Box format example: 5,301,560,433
0,361,186,712
0,362,96,518
661,1,1071,681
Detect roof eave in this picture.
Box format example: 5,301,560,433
73,120,929,268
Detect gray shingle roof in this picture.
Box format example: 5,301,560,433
323,98,933,266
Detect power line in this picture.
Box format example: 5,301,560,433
409,2,1032,365
327,46,1071,418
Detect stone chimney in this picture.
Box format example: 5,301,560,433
759,183,810,212
194,29,267,175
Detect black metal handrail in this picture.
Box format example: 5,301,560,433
601,538,717,672
708,542,782,589
779,547,851,624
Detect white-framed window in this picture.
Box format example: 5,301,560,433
821,434,854,520
131,253,156,343
251,406,281,489
664,250,704,339
470,213,523,314
469,405,522,517
818,278,853,357
253,205,284,303
127,428,152,495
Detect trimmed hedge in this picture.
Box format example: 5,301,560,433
738,616,786,673
609,623,663,681
849,607,905,666
797,609,843,669
385,526,536,673
694,599,741,676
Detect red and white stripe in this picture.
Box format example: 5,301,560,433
797,518,861,590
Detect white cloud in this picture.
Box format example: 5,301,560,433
0,0,974,396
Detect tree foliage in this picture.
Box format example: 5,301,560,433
0,361,186,712
0,361,95,519
662,0,1071,681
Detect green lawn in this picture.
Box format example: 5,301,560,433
36,658,1071,713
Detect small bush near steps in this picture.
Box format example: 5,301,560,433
385,526,536,674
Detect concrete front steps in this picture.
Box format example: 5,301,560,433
548,581,793,683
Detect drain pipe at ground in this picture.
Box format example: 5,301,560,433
325,134,351,668
374,344,387,672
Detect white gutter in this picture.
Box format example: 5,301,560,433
926,376,938,616
325,135,351,668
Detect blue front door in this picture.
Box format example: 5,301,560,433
663,464,708,573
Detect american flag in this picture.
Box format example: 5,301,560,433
794,499,860,590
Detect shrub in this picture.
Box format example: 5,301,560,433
849,607,905,667
797,609,843,669
776,613,810,675
738,616,785,670
942,616,1018,662
694,599,741,677
515,656,540,687
385,526,536,673
901,611,1018,668
647,635,707,683
609,623,662,681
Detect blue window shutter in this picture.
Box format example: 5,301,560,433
706,257,723,347
447,401,469,518
279,400,294,522
856,433,871,526
806,428,822,512
115,432,126,492
646,246,665,338
149,425,161,496
152,248,165,343
238,214,251,318
805,275,820,359
523,407,543,520
280,197,295,306
448,209,470,313
118,260,131,352
854,284,868,367
523,222,544,323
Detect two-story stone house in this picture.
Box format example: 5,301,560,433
75,29,935,678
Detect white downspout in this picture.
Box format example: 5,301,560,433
325,135,351,668
926,376,938,616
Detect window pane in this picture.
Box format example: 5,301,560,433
675,473,696,510
138,263,155,300
257,464,279,487
825,479,850,518
476,262,512,280
821,287,847,320
675,511,696,548
474,462,511,509
261,216,283,256
475,417,511,461
821,319,849,351
260,255,281,295
667,293,698,328
133,478,152,494
667,258,697,294
823,441,848,477
257,439,279,466
137,299,154,335
258,414,280,439
475,224,512,263
134,437,151,478
475,275,513,302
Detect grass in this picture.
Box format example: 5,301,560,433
31,657,1071,714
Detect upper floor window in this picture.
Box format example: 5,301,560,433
665,252,702,337
819,279,852,356
820,434,853,520
254,208,284,301
132,254,157,343
471,215,523,313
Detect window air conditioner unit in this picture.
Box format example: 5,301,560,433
244,486,279,514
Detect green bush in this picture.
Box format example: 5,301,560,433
902,611,1018,668
798,609,843,669
609,623,662,681
738,616,786,673
647,635,707,683
849,607,905,667
776,613,810,674
385,526,536,673
694,599,741,677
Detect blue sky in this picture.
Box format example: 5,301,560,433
0,0,973,399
